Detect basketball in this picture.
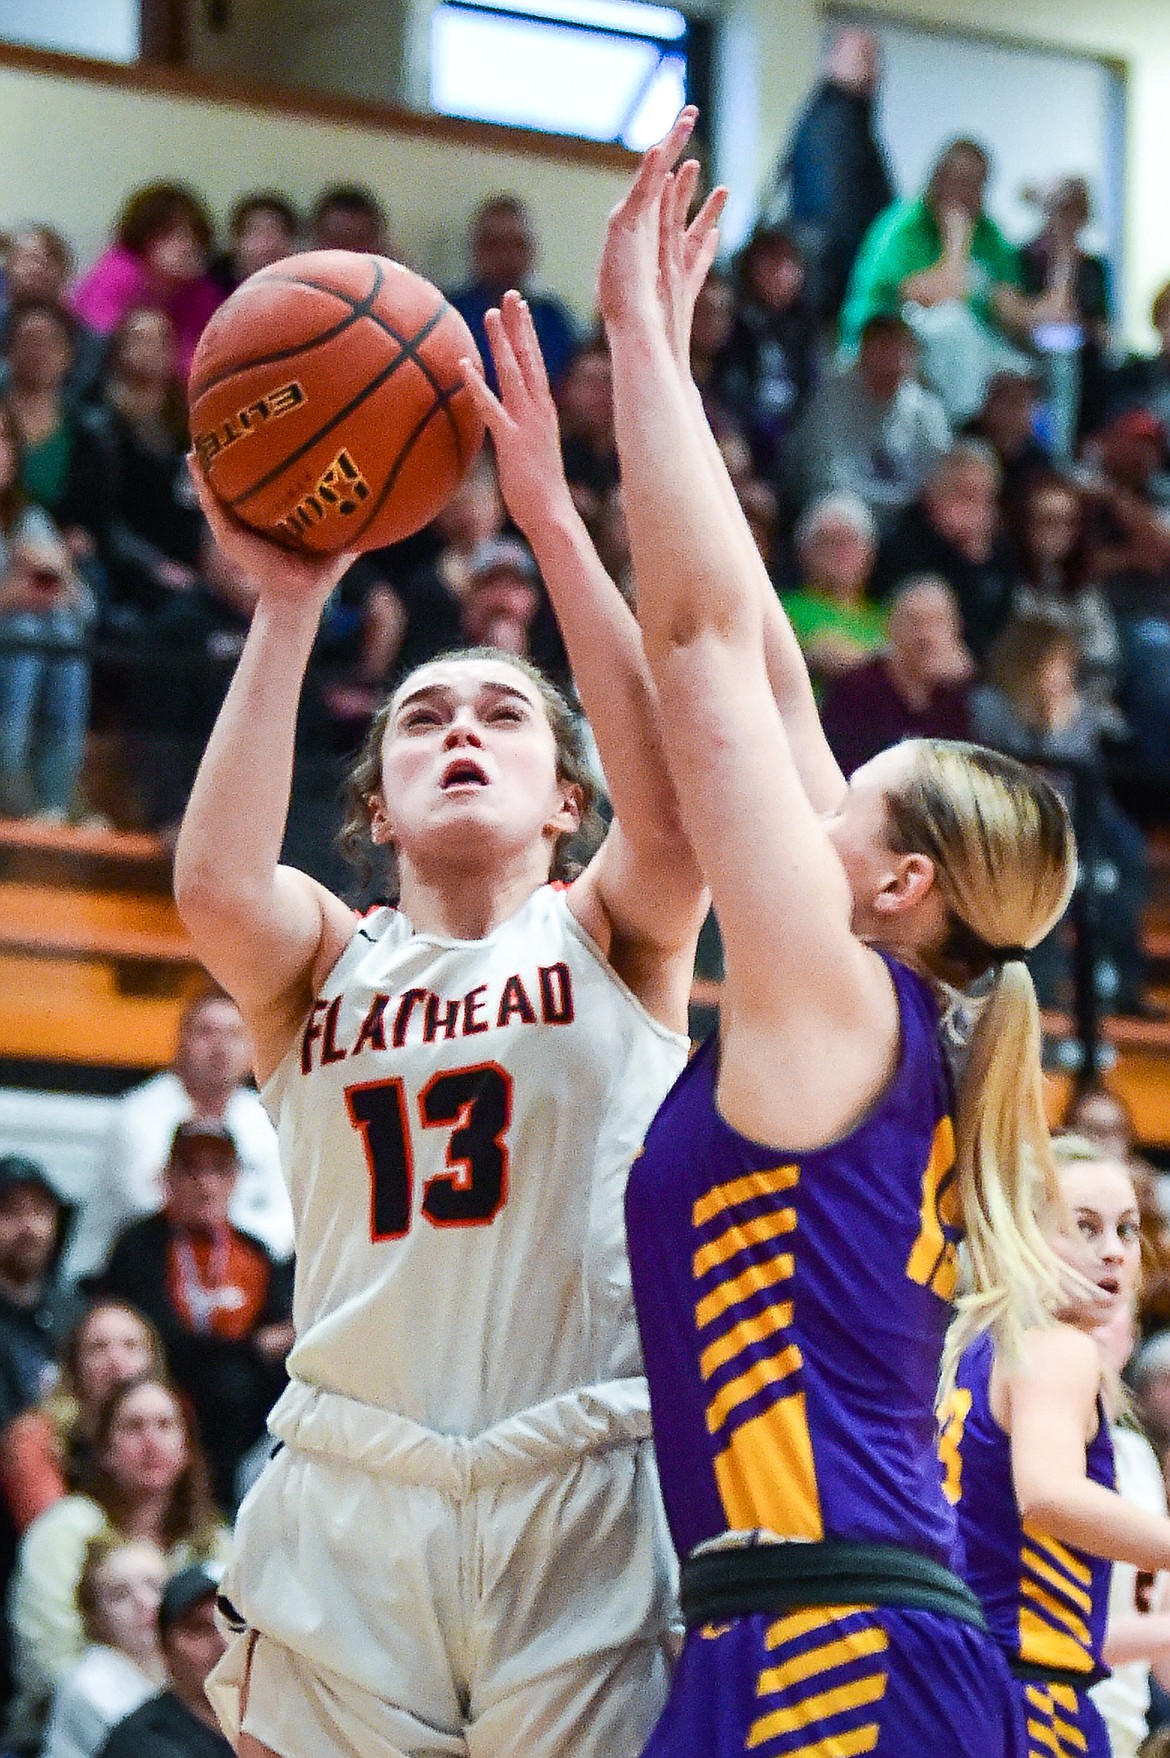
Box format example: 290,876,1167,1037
188,250,485,555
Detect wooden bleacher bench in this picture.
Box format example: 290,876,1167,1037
0,818,173,892
0,820,202,1072
0,883,194,968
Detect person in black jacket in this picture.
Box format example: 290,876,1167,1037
126,528,343,883
93,1123,293,1512
769,27,895,323
98,1564,232,1758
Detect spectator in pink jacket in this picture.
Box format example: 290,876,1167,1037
71,185,223,382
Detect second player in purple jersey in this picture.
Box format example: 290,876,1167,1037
948,1330,1113,1758
939,1141,1170,1758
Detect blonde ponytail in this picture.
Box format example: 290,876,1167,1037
885,741,1077,1394
939,960,1063,1394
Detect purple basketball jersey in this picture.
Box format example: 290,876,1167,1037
946,1329,1114,1680
626,954,962,1566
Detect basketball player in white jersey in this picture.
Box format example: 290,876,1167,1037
174,293,707,1758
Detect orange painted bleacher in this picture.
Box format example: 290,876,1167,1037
0,817,1168,1145
0,819,203,1069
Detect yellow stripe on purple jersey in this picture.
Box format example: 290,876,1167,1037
626,953,962,1564
943,1331,1114,1758
945,1331,1112,1679
628,955,1023,1758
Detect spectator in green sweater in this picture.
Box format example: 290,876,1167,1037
842,139,1069,423
781,492,887,693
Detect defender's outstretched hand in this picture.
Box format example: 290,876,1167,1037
188,457,357,609
597,106,698,330
459,291,575,536
657,159,728,370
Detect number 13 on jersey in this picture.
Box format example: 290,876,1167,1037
345,1063,514,1238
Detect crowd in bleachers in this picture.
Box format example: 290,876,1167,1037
2,21,1170,1754
2,33,1170,1009
0,986,292,1756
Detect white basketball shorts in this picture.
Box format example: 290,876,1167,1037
206,1376,677,1758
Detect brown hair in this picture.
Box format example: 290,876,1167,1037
116,183,213,258
338,648,602,896
229,191,299,239
0,398,27,536
85,1373,221,1554
105,306,188,445
76,1532,164,1645
1008,471,1093,598
885,740,1078,1376
52,1301,166,1427
986,613,1078,730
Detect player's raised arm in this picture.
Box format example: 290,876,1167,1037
654,162,846,813
172,484,359,1075
461,294,706,1021
599,113,874,1064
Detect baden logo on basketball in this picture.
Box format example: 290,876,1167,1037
187,250,484,555
276,449,371,544
192,381,306,469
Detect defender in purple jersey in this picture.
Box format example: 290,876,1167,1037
627,967,1021,1757
943,1142,1170,1758
599,115,1077,1758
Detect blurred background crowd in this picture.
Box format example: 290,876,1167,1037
2,17,1170,1757
3,29,1170,1022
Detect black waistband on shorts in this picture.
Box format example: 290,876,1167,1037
680,1538,989,1634
1008,1656,1101,1691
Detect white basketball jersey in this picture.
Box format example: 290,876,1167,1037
1089,1423,1168,1758
264,884,688,1437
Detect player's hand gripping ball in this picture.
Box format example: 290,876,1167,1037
188,250,485,555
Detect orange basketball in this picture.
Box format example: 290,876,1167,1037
188,250,485,555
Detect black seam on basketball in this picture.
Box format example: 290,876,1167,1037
247,274,466,467
228,303,449,509
351,300,466,466
347,374,466,547
188,263,386,400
